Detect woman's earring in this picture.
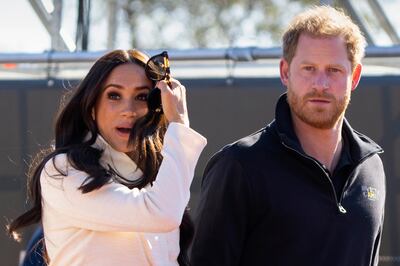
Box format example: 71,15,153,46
91,109,95,120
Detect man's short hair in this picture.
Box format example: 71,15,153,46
282,5,366,70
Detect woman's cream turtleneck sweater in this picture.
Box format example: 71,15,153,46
40,123,207,265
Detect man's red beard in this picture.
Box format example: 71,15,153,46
287,88,350,129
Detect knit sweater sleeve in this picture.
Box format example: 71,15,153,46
40,123,207,232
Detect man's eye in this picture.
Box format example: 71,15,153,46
304,66,315,71
107,92,121,100
329,68,341,73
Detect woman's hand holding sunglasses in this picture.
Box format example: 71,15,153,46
145,51,189,126
156,78,189,127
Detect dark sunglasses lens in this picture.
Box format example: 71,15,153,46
146,55,166,81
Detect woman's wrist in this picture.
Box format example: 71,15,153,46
169,116,189,127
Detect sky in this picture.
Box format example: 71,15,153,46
0,0,50,52
0,0,399,53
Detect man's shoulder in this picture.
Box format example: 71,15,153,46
209,122,278,165
343,118,383,157
229,125,269,148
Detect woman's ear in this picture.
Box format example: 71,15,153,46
91,108,96,120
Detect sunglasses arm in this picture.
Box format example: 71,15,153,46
162,52,172,86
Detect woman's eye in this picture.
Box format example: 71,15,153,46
136,93,148,101
107,92,121,100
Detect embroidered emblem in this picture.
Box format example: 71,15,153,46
362,186,378,201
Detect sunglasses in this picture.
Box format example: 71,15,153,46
145,51,171,113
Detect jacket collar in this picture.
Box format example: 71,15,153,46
274,93,383,162
274,93,303,152
91,134,143,182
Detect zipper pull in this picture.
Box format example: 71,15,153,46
338,203,347,214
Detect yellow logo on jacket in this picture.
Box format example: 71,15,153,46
362,186,378,201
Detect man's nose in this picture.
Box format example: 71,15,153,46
313,72,330,90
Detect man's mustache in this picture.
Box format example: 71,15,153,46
303,90,336,101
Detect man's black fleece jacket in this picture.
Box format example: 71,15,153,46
191,94,385,266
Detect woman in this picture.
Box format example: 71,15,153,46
7,49,207,265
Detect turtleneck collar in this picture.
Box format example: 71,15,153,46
91,134,144,182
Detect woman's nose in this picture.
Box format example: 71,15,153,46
121,100,137,117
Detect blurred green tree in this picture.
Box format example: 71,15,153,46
120,0,323,49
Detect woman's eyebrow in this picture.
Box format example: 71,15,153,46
103,83,150,91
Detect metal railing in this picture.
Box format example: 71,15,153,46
1,46,400,64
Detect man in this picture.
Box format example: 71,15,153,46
191,6,385,266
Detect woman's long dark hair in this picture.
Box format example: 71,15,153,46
7,49,193,266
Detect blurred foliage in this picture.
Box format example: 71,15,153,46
120,0,322,48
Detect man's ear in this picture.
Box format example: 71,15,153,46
280,59,290,86
351,63,362,91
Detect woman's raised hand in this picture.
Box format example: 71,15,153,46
156,78,189,127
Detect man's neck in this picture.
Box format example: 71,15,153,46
292,115,344,173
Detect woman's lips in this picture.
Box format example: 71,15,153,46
115,127,132,138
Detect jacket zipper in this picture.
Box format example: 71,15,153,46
281,141,381,214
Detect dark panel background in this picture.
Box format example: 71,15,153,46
0,76,398,265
